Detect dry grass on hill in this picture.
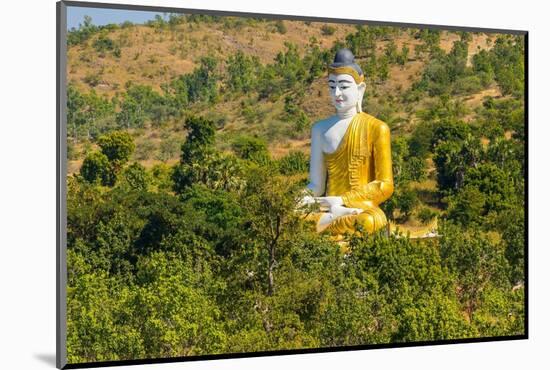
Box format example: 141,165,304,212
68,20,355,98
67,22,502,172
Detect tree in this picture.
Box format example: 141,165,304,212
178,184,246,257
496,208,525,284
415,29,441,54
341,231,471,342
180,115,215,164
438,223,510,321
390,136,410,187
92,35,119,57
384,40,398,64
120,162,151,191
446,185,486,225
345,25,377,59
460,163,516,216
472,49,495,87
405,157,427,182
116,84,167,129
184,56,220,104
490,36,524,97
116,95,145,129
79,131,135,187
447,40,469,79
408,121,434,159
414,39,470,96
275,43,307,90
66,85,86,142
149,163,175,192
232,136,270,164
471,285,524,337
433,133,483,193
80,151,115,186
257,65,282,100
163,56,220,108
243,167,303,295
395,187,419,221
397,45,409,65
67,15,99,46
303,38,332,82
173,117,245,194
486,137,520,170
97,131,135,166
66,255,144,363
377,55,390,82
173,152,246,194
225,51,261,94
133,252,226,357
67,86,116,141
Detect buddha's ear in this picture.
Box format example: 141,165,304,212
356,82,366,113
357,81,366,94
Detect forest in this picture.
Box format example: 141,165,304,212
65,14,525,363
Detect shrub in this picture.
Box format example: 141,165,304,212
417,207,437,224
134,141,156,161
277,151,309,175
157,137,182,162
93,35,117,55
321,25,336,36
274,20,287,34
453,75,483,94
67,140,79,161
232,136,270,164
83,72,101,87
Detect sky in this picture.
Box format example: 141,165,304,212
67,6,168,30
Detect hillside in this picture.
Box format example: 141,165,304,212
67,19,356,97
67,17,503,172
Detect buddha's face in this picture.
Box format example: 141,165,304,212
328,73,365,113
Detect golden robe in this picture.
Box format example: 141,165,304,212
320,112,394,235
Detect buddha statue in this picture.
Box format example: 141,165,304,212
300,48,394,236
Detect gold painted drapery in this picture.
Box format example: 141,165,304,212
319,112,394,235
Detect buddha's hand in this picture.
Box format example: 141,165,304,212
297,188,317,210
298,194,316,207
315,196,344,208
330,205,364,218
316,196,363,218
296,190,323,213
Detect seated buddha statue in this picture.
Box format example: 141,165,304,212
300,48,394,235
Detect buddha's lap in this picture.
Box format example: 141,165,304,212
327,205,387,234
303,205,387,234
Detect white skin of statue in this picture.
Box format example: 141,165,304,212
300,73,367,231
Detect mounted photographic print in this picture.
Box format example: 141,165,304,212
56,1,528,368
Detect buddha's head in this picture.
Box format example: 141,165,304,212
328,48,366,114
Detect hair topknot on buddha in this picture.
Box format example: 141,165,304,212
328,48,364,84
